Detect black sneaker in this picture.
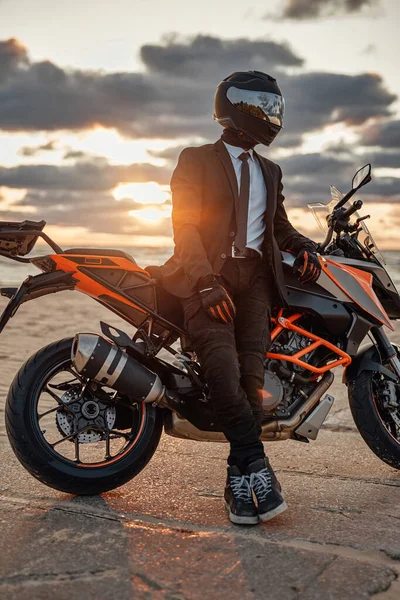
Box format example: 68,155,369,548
246,458,288,522
224,465,259,525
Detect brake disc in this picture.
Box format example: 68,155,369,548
56,386,116,443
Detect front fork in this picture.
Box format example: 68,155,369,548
372,326,400,380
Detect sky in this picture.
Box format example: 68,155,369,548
0,0,399,249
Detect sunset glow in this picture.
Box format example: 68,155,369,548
113,182,170,204
129,205,171,225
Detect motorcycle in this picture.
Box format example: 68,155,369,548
2,163,400,495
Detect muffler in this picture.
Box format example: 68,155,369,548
71,333,165,403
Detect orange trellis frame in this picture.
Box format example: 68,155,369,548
266,310,352,374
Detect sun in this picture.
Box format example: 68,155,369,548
113,182,169,204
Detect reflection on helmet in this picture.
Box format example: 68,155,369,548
226,87,285,128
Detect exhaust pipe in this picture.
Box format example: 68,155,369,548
71,333,165,404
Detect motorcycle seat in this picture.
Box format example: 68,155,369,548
63,248,137,263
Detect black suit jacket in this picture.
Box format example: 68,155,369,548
159,139,315,302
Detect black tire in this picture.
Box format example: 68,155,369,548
5,338,164,495
348,370,400,470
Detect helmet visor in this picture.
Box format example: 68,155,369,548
226,87,285,127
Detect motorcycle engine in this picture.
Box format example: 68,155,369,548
261,370,284,412
263,325,319,418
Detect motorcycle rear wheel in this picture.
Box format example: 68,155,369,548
348,369,400,470
5,338,164,495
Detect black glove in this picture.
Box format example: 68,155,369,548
196,274,236,324
293,248,321,284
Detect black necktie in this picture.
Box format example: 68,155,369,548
235,151,250,250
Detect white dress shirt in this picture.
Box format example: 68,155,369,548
222,141,267,256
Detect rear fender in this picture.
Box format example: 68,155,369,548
343,342,399,384
0,270,76,333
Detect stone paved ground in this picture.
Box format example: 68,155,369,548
1,293,400,599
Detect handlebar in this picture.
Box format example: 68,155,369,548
341,199,363,220
318,199,364,253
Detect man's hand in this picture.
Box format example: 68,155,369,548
293,249,321,284
197,274,236,324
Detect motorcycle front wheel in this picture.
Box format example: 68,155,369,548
348,365,400,470
5,338,164,495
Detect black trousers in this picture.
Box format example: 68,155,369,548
180,257,273,469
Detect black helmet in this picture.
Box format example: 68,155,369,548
214,70,285,146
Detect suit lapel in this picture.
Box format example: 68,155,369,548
254,150,276,227
213,139,239,214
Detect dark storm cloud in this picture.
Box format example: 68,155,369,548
0,160,170,190
359,120,400,148
0,48,212,136
0,36,396,143
278,153,353,178
140,34,303,76
0,34,302,139
270,152,354,205
368,151,400,169
278,173,400,207
366,177,400,197
259,150,399,206
270,0,377,20
281,71,396,136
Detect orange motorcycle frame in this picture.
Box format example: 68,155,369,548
267,309,352,375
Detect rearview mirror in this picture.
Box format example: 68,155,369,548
352,164,371,190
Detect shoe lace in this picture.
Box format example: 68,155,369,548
249,469,272,502
230,474,252,501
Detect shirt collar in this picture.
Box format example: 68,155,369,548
222,141,254,161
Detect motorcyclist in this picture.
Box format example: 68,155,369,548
160,71,321,524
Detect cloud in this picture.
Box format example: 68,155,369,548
0,33,399,239
0,158,170,190
278,152,353,177
270,152,354,204
0,43,211,137
281,72,395,137
0,38,28,82
19,139,58,157
4,34,298,140
359,120,400,148
364,177,400,198
269,0,378,21
4,190,173,236
147,144,189,163
0,35,395,147
63,149,87,160
258,149,400,206
140,34,303,76
366,151,400,169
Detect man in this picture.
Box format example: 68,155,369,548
160,71,321,524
